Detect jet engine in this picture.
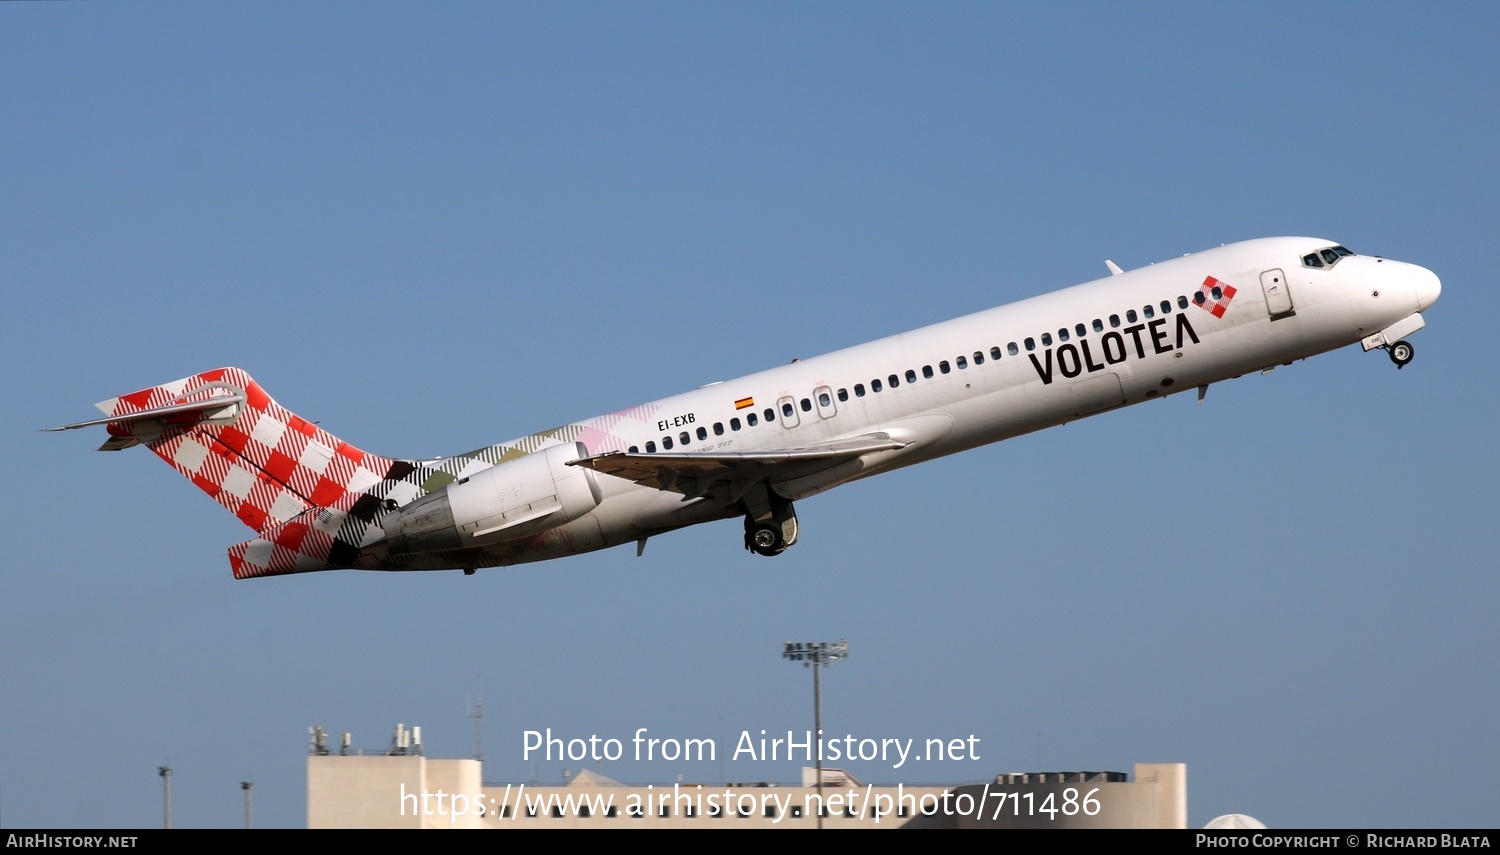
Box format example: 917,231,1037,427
382,442,602,555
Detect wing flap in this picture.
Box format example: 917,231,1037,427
569,433,906,495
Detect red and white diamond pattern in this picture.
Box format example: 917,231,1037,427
1195,276,1237,318
228,508,349,580
98,368,395,538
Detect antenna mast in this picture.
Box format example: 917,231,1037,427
466,678,485,766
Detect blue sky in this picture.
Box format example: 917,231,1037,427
3,2,1496,829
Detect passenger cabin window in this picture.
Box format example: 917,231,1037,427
697,426,708,440
1178,295,1189,309
990,346,1002,360
778,397,799,429
906,368,918,382
1161,300,1171,314
922,365,934,379
1092,319,1103,333
731,417,741,430
662,437,673,450
940,360,951,373
1041,333,1053,346
956,355,968,369
854,383,865,397
816,387,840,417
1143,305,1154,319
747,412,758,426
815,386,835,418
1126,309,1138,323
1057,328,1069,342
1075,323,1086,338
1008,342,1019,355
1109,314,1120,328
1024,337,1035,351
872,379,883,392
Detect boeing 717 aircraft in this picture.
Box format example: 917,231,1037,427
50,237,1440,578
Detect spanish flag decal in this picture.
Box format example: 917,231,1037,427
735,397,755,410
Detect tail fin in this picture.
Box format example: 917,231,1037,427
50,368,419,577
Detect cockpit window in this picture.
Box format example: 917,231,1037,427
1303,245,1355,270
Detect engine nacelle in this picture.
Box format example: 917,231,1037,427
382,442,602,555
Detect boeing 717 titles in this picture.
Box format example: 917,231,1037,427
50,237,1440,578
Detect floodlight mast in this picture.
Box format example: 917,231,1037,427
782,639,848,829
157,766,171,829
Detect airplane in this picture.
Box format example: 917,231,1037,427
48,237,1440,579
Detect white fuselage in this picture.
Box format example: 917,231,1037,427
377,237,1439,570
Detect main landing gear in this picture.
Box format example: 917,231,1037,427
742,484,800,557
1387,340,1414,369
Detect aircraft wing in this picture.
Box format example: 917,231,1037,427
569,433,907,499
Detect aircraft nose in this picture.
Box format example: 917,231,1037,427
1412,264,1442,312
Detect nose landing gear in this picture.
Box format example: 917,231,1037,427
1387,340,1414,369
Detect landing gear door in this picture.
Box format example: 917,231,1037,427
1260,268,1295,319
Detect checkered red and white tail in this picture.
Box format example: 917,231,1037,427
86,368,397,531
72,368,421,578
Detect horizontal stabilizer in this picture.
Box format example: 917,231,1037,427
44,393,246,437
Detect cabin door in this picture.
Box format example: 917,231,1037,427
1260,268,1295,319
